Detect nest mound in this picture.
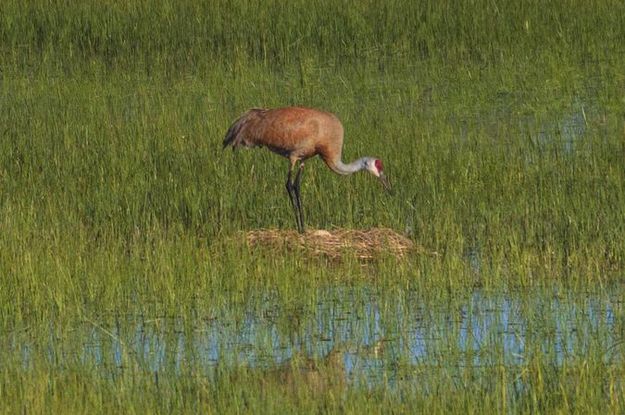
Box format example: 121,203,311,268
246,228,428,260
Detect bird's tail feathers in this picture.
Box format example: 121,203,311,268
222,108,266,150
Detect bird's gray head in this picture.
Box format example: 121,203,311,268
364,158,391,192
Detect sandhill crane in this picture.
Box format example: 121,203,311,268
223,107,390,233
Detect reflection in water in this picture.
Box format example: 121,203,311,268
10,287,624,387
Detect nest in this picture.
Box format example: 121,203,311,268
246,228,428,260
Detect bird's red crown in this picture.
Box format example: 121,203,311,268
374,159,383,172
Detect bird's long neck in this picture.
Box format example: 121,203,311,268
325,157,367,175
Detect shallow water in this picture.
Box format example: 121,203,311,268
9,285,624,387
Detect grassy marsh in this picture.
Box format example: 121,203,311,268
1,0,625,413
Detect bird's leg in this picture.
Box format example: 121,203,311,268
286,163,303,233
293,162,305,233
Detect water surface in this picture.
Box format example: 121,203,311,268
8,285,624,387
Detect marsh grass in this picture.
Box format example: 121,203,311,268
2,0,625,412
2,286,624,414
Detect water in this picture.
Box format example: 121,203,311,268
8,285,624,387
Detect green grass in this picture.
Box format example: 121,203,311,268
3,286,625,414
1,0,625,413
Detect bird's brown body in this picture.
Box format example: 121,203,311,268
223,107,389,233
223,107,345,173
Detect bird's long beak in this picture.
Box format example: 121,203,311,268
379,172,391,193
